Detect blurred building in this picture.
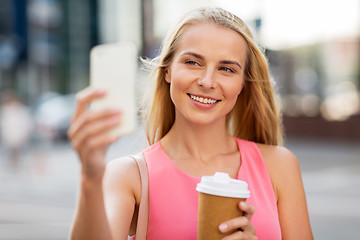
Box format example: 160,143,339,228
0,0,359,141
0,0,99,103
268,39,360,140
0,0,27,94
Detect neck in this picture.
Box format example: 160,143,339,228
161,117,237,162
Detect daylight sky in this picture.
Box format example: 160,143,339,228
154,0,360,49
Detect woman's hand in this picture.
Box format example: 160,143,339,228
67,87,121,181
219,202,257,240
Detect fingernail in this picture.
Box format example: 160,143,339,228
110,109,121,114
96,89,107,94
219,223,228,232
112,116,121,123
111,136,120,143
240,201,247,208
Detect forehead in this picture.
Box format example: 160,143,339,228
175,22,248,62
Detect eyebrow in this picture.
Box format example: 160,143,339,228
180,51,204,60
180,51,242,70
220,60,242,70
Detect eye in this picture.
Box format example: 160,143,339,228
185,60,200,66
219,66,235,73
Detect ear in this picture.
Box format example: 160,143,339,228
164,68,171,83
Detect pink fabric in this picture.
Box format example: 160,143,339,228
140,138,281,240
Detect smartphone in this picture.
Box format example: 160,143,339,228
90,42,137,137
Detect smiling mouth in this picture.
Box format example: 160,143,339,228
187,93,220,104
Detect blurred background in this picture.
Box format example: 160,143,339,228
0,0,359,239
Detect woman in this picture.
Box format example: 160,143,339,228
68,7,313,240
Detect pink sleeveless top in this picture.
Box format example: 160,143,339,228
131,138,281,240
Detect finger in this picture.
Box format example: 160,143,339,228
84,132,119,150
221,230,244,240
72,87,107,121
68,108,121,140
71,114,121,149
239,201,255,220
73,129,119,153
219,216,250,233
221,231,258,240
219,216,257,240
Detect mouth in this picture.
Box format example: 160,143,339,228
187,93,220,104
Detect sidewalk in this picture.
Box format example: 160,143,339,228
0,127,359,239
285,138,360,239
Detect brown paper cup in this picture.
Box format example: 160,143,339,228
196,172,250,240
197,193,246,240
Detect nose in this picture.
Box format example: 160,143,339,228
197,68,217,89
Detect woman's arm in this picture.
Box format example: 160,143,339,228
70,157,140,240
103,157,142,239
259,145,313,239
70,173,113,240
68,88,140,240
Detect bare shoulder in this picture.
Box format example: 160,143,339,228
102,156,144,238
256,143,302,200
105,155,141,180
103,155,142,204
256,143,299,168
256,144,313,238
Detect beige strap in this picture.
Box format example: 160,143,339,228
130,152,149,240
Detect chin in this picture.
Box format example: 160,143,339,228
185,114,224,126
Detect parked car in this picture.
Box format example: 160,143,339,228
33,92,76,141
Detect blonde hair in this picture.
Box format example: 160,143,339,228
142,7,283,146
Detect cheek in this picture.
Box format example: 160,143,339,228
239,84,245,96
169,79,183,105
170,70,193,91
222,80,244,111
225,79,244,98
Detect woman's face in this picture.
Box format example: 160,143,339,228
165,22,247,126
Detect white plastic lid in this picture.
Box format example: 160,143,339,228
196,172,250,198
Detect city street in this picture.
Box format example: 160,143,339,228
0,127,359,239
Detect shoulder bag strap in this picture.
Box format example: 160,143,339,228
130,152,149,240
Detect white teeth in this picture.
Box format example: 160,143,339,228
189,94,217,104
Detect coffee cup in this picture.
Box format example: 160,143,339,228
196,172,250,240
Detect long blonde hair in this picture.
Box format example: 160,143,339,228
142,7,283,146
